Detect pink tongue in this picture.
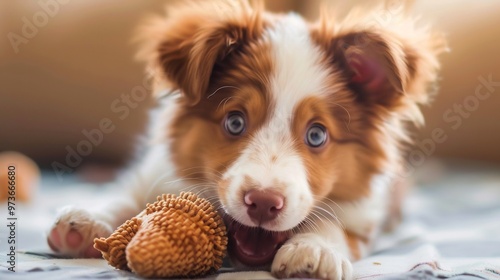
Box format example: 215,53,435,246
227,220,289,267
234,226,279,257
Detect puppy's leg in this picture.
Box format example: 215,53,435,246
47,145,180,258
271,221,355,280
46,186,143,258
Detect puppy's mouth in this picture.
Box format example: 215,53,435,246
225,217,290,267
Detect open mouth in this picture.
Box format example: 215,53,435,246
225,216,290,267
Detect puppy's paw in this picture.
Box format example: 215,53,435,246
47,206,112,258
271,234,353,280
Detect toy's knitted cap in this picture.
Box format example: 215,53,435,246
94,192,227,278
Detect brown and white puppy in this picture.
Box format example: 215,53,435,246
47,1,446,279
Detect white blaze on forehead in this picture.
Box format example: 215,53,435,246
267,13,331,118
243,13,332,182
243,13,334,168
239,13,333,180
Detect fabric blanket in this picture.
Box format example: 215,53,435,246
1,160,499,279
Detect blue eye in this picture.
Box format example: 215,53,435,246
224,112,246,136
306,124,327,148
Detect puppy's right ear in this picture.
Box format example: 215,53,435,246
136,1,264,105
312,6,447,125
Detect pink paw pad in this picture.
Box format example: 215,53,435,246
47,207,112,258
66,229,84,249
47,227,87,254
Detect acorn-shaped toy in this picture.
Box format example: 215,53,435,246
94,192,227,278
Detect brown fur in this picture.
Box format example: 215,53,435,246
345,230,369,261
154,3,273,191
136,0,267,103
307,7,447,202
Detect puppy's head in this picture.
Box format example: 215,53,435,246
138,0,446,267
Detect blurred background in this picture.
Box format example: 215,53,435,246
1,0,500,178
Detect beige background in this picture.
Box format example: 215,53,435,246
1,0,499,169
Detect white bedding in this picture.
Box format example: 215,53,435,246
1,160,499,279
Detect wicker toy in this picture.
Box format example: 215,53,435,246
93,192,227,278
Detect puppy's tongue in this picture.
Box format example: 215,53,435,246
227,219,289,267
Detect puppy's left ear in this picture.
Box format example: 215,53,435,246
313,15,448,123
136,1,264,105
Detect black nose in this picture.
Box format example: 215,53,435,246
244,190,284,224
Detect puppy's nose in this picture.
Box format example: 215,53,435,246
244,190,284,224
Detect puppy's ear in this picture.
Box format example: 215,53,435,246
313,10,447,124
332,31,410,106
136,1,264,105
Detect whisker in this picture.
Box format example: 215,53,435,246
309,211,327,231
207,85,241,99
302,217,320,234
331,102,352,132
312,206,345,230
314,195,345,214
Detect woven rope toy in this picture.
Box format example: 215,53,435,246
93,192,227,278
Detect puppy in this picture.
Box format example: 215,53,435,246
47,1,446,279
